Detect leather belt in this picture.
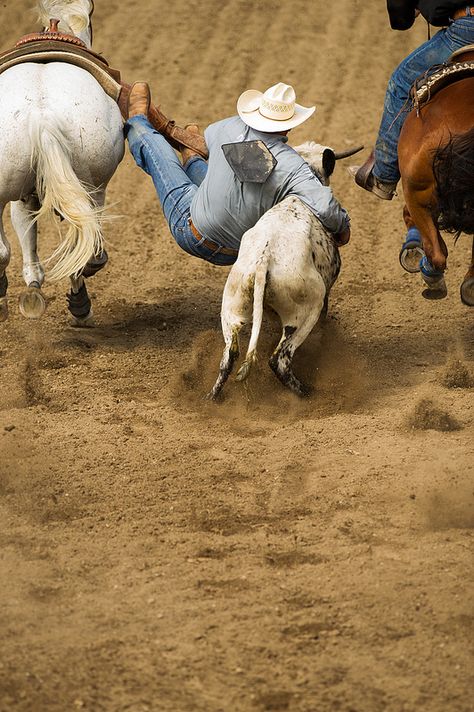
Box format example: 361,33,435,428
189,220,239,256
452,6,474,19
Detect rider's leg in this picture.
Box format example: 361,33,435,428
183,156,208,186
126,115,197,234
126,115,234,266
180,124,208,186
357,16,474,196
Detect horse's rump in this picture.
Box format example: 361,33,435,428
0,62,124,280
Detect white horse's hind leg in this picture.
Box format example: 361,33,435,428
0,206,11,321
67,274,94,328
11,197,47,319
66,189,107,328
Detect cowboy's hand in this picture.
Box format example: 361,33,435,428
334,227,351,246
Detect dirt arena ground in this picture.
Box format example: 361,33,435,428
1,1,473,710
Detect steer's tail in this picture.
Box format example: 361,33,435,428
235,243,270,382
29,110,104,282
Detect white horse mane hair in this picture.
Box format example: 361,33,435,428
37,0,93,33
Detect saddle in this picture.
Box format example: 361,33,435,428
412,45,474,113
0,20,208,158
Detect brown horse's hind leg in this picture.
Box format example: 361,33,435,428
460,238,474,306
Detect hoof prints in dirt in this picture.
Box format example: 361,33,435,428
22,358,50,407
441,358,474,389
408,398,462,432
425,489,474,530
264,549,329,568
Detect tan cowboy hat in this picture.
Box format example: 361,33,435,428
237,82,315,132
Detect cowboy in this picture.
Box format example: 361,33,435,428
354,1,474,199
124,81,351,265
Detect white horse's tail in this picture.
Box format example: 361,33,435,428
29,109,104,282
235,243,270,382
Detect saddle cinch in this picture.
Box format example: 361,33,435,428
412,44,474,112
0,19,209,158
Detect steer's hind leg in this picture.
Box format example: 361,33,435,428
270,324,313,397
208,319,242,400
269,287,325,397
208,275,252,400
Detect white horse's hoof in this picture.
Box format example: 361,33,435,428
69,311,95,328
0,297,8,322
18,286,47,319
460,276,474,306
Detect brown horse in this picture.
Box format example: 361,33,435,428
398,50,474,306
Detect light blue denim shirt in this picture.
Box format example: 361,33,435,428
190,116,350,249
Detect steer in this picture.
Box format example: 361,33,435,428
209,142,359,399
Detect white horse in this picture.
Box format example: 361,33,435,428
0,0,124,324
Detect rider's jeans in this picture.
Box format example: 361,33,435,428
374,16,474,184
125,115,236,266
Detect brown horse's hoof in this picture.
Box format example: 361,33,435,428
460,276,474,306
422,285,448,300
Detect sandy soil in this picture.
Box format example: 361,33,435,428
0,1,473,711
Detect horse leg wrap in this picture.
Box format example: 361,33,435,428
420,255,447,299
66,282,91,318
420,255,445,284
399,227,425,273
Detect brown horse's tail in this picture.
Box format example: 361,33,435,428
433,127,474,239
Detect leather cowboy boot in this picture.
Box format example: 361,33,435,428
119,82,208,158
350,149,397,200
127,81,151,118
148,108,208,158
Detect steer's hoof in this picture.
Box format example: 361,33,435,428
18,286,46,319
0,297,8,322
460,276,474,306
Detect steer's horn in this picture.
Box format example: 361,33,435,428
334,145,364,160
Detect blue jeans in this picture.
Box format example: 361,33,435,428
375,16,474,184
125,115,236,265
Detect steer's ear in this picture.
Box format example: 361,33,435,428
322,149,336,180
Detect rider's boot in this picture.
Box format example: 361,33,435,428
180,124,202,164
349,149,397,200
127,82,151,118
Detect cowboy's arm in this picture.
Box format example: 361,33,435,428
288,168,350,235
387,0,418,30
